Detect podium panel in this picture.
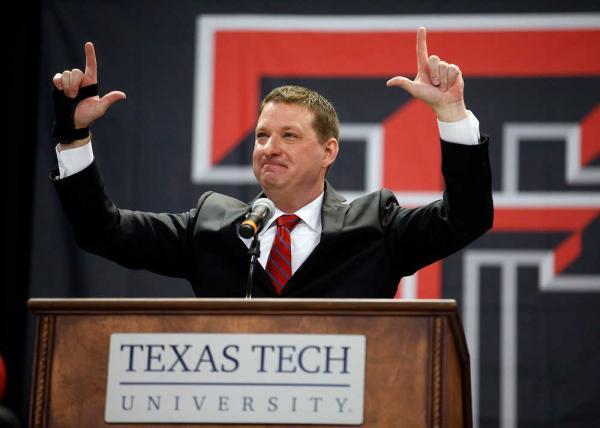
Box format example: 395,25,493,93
29,298,472,427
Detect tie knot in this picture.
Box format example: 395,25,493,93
276,214,301,231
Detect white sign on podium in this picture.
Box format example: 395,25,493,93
105,333,366,425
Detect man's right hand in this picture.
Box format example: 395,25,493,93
52,42,126,150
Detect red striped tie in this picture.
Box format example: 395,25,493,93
266,214,301,294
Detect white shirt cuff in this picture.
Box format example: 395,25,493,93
437,110,481,145
56,142,94,179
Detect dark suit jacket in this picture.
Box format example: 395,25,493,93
52,138,493,298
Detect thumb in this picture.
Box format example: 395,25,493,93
386,76,417,96
98,91,127,112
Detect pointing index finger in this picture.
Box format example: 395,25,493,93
416,27,428,75
84,42,98,83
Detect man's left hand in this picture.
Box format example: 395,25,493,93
386,27,468,122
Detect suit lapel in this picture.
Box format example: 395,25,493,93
281,182,349,295
320,182,349,237
218,200,278,296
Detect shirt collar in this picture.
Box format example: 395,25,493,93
263,192,324,233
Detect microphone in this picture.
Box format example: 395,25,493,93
239,198,275,239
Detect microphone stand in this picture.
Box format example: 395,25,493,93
245,235,261,299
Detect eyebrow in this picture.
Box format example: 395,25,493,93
255,125,302,133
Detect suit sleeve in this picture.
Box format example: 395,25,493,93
382,136,494,276
51,161,206,278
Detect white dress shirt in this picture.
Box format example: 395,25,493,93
56,112,481,273
240,193,324,274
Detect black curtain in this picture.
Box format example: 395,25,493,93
4,0,41,425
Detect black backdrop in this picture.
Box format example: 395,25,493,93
6,1,600,426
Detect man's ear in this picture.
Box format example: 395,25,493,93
322,138,339,168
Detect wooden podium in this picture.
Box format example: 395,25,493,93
29,299,472,427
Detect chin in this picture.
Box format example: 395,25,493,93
260,178,286,193
260,171,284,184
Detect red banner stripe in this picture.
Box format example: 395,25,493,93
493,208,599,231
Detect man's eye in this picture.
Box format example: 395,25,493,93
284,133,298,139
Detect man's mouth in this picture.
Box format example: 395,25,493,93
262,162,286,170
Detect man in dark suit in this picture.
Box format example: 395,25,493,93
51,28,493,298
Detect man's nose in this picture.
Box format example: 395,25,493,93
263,136,281,155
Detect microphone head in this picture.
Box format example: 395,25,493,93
252,197,275,216
239,198,275,239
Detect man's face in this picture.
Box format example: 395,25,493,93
253,102,337,199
